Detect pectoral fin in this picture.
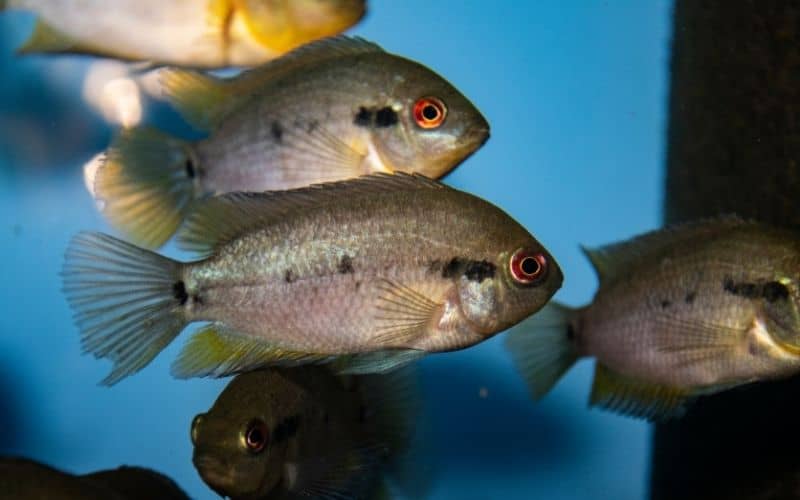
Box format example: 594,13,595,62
287,443,388,500
590,363,693,421
372,279,443,347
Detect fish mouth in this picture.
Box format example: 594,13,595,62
193,454,237,497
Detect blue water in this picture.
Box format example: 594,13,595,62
0,1,672,498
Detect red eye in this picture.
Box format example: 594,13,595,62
243,420,269,453
413,97,447,129
510,249,548,284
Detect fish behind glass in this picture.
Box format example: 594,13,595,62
506,217,800,420
63,173,562,385
92,36,490,248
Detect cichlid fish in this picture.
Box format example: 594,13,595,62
191,366,421,499
62,173,561,385
506,217,800,420
92,36,490,248
1,0,366,67
0,458,189,500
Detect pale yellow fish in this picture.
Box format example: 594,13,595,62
1,0,366,67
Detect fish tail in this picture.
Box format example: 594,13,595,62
504,302,580,399
94,127,197,249
62,232,188,385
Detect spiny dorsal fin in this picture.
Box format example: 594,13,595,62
178,173,445,256
589,363,693,421
160,36,383,130
582,215,751,285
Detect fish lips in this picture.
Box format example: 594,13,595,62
193,453,239,498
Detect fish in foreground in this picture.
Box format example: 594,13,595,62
0,457,189,499
506,217,800,420
1,0,365,67
63,174,562,385
92,36,490,248
192,366,425,499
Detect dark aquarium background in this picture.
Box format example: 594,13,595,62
0,2,672,499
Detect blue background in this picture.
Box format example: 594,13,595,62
0,1,672,498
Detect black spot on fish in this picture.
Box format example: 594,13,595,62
428,259,444,274
355,281,361,291
271,121,283,142
464,260,496,283
172,281,188,306
191,294,203,306
661,299,671,309
723,277,760,299
441,257,464,279
763,281,790,302
271,414,300,444
338,255,354,274
285,269,296,283
566,324,575,341
684,291,696,304
375,106,398,127
185,158,195,179
307,120,319,133
354,107,372,127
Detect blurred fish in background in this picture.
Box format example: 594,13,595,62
0,457,190,499
91,36,490,248
506,217,800,421
62,174,562,385
192,366,426,499
0,0,366,68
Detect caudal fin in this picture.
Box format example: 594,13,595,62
62,232,188,385
505,303,580,399
94,127,196,249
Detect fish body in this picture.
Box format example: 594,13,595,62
2,0,365,67
0,458,189,500
191,366,418,499
63,174,561,385
506,217,800,420
93,37,490,248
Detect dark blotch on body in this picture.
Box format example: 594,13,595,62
685,291,696,304
285,270,296,283
441,257,496,283
271,121,283,142
307,120,319,133
374,107,398,127
441,258,464,279
723,277,789,303
338,255,354,274
661,300,671,309
354,107,372,127
185,159,195,179
763,281,790,302
173,281,189,306
271,414,300,444
566,324,575,341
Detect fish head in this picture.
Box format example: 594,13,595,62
191,371,299,499
368,59,489,179
453,238,563,336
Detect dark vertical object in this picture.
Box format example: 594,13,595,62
655,1,800,499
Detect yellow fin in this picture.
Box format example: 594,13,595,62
178,173,445,256
159,69,236,131
17,19,77,54
590,363,693,421
171,323,332,379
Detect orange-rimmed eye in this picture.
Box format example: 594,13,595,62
510,249,548,285
413,97,447,129
243,420,269,454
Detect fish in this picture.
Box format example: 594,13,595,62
505,217,800,420
0,457,189,499
1,0,366,68
62,173,562,385
191,366,423,499
92,36,490,248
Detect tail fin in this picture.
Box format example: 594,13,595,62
505,303,580,400
61,232,188,385
94,127,197,249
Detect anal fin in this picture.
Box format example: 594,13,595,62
590,363,693,421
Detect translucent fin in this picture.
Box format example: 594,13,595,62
171,324,333,379
504,303,580,399
372,279,443,347
159,69,235,131
178,172,445,256
17,19,77,54
95,127,196,249
590,363,693,421
334,349,427,375
288,443,388,500
61,232,186,385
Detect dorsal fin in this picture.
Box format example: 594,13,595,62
178,173,445,256
582,215,750,285
160,36,383,130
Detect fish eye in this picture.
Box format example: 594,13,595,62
190,414,204,446
509,249,548,285
413,97,447,129
242,419,269,454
